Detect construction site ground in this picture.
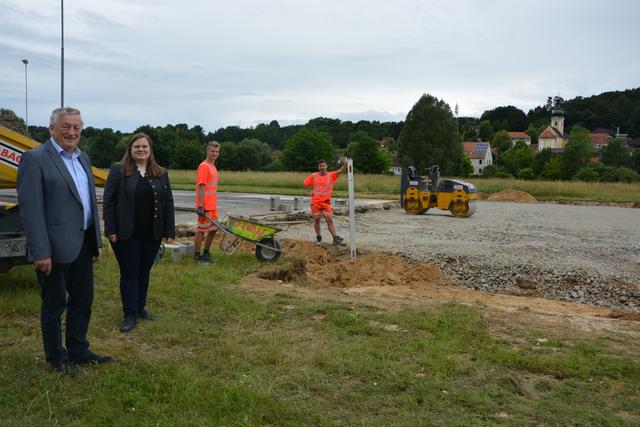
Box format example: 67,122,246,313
229,197,640,339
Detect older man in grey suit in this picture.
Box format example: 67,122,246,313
17,107,112,374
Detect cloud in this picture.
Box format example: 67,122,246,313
1,0,639,132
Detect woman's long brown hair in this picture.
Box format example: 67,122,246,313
120,132,165,177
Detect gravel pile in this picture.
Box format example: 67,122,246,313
277,201,640,311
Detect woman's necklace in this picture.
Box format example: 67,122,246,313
137,165,146,176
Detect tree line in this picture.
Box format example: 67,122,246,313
1,87,638,179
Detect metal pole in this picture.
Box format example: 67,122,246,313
21,59,29,134
61,0,64,107
347,158,356,259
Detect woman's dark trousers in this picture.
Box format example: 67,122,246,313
111,238,161,318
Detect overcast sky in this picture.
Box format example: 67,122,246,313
1,0,639,132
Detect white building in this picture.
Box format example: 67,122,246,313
463,141,492,175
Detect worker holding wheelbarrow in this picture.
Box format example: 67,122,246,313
194,141,220,264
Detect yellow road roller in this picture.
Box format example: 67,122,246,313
400,165,477,217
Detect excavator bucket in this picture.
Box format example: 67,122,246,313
0,126,108,189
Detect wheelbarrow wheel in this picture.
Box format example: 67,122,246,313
255,238,281,262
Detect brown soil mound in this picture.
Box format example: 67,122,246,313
632,202,640,209
257,257,306,282
488,189,538,203
278,240,447,289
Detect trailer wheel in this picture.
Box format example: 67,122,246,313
255,238,281,262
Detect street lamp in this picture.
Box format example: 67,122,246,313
21,59,29,135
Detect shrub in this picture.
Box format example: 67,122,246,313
574,166,599,182
517,168,535,180
591,163,618,182
481,165,498,178
614,167,640,183
496,171,513,179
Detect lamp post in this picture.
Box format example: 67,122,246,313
21,59,29,135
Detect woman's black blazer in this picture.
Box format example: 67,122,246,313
103,163,176,240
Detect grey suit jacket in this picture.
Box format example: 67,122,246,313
17,140,102,263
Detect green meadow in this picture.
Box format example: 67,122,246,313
1,251,639,425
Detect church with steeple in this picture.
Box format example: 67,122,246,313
538,107,566,152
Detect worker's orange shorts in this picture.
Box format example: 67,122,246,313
311,200,332,219
196,209,218,233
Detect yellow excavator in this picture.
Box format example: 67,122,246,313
0,126,107,272
400,165,477,217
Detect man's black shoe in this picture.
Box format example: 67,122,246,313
71,352,112,365
137,309,156,321
120,316,137,333
50,360,79,376
333,235,345,246
199,253,214,264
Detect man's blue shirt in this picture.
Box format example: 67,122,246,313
50,138,93,230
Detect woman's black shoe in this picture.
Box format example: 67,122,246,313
120,316,137,332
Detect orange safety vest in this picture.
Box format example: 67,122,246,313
195,162,218,210
308,172,336,203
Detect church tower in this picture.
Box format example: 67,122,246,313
551,107,565,136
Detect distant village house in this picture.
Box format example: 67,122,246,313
507,132,531,146
463,141,492,175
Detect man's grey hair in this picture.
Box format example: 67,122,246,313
50,107,83,127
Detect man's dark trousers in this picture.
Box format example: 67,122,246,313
37,229,95,364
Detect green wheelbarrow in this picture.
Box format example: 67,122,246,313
204,213,282,262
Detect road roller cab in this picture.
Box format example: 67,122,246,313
400,165,477,217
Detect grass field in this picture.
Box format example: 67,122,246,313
2,251,639,425
166,170,640,203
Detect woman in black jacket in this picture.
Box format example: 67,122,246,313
103,132,175,332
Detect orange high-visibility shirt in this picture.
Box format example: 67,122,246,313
195,161,218,210
304,171,337,203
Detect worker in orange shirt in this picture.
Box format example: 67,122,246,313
304,158,349,245
194,141,220,264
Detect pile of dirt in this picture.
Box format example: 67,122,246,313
257,257,306,282
488,189,538,203
632,202,640,209
277,240,448,289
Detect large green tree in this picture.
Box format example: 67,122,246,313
492,130,512,154
600,139,631,167
478,120,495,141
532,148,554,177
84,128,120,168
238,138,272,170
525,123,539,144
171,140,203,169
396,94,461,175
282,128,335,172
345,131,391,174
217,141,239,170
562,125,593,179
480,105,528,131
497,141,535,176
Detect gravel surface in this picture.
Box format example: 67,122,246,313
277,201,640,310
